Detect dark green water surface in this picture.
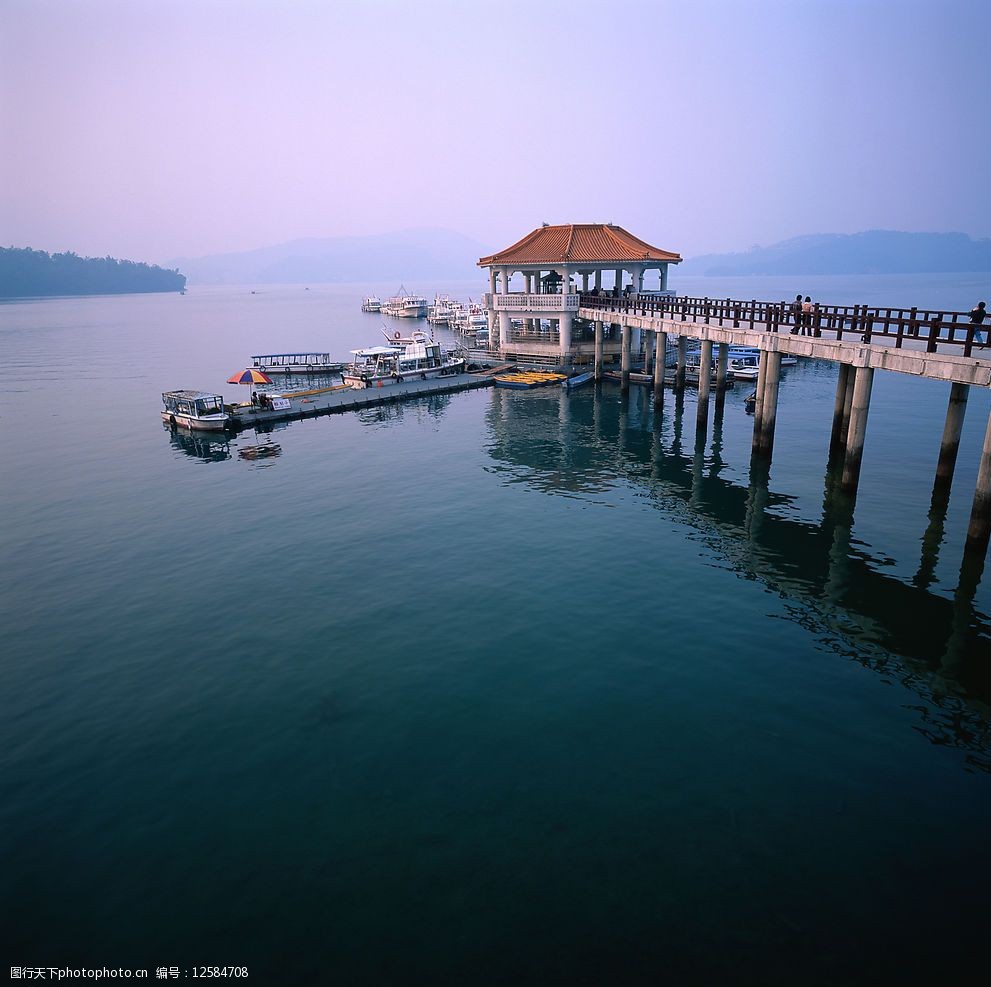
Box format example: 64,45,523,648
2,277,990,984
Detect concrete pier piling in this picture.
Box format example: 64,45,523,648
751,349,769,455
935,382,969,490
675,337,687,391
594,320,604,381
697,340,713,426
715,342,729,396
653,330,666,401
966,406,991,551
621,324,631,388
841,367,875,494
829,364,852,462
755,351,782,458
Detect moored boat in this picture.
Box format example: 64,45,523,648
251,352,346,374
427,294,453,325
729,361,760,381
361,296,382,313
161,390,230,431
343,331,466,389
563,371,594,389
383,286,428,318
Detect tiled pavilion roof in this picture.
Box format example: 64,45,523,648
478,224,681,267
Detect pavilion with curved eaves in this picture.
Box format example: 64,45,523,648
479,223,681,364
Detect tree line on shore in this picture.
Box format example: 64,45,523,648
0,246,186,298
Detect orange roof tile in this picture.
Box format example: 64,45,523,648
478,224,681,267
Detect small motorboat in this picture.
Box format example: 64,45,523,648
563,371,594,390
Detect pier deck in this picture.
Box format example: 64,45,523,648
228,372,493,429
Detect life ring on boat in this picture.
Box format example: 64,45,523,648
394,331,401,340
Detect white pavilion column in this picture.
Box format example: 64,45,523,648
594,270,602,291
500,269,510,293
660,265,669,291
499,311,512,351
560,312,573,358
487,267,497,344
582,272,589,292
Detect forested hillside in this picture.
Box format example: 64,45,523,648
0,247,186,298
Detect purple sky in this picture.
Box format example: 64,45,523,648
2,0,989,264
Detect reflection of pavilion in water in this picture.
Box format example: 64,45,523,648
485,385,991,769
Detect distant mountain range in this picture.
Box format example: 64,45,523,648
171,228,991,285
171,228,488,285
679,231,991,276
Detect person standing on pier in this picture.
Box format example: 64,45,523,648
790,294,804,333
970,301,988,344
801,296,814,335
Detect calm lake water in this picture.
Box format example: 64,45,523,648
2,273,990,984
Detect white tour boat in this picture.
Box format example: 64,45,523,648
161,390,230,431
383,286,428,318
343,331,466,389
361,296,382,313
427,294,453,325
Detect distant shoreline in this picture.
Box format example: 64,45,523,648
0,287,186,302
0,246,186,299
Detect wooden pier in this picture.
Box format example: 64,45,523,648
581,293,991,557
228,372,493,428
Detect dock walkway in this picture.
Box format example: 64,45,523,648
229,372,493,429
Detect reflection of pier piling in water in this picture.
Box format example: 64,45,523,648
486,384,991,767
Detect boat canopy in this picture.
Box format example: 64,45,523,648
163,390,223,402
350,345,400,357
251,352,331,362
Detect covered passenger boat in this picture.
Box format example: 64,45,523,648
161,390,230,431
250,352,345,374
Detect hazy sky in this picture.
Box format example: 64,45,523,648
3,0,989,264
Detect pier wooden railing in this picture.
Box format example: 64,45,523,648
580,294,989,357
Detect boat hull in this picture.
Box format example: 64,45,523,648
343,361,466,389
563,372,594,389
161,411,230,431
730,367,760,381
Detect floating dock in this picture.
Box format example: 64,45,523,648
227,372,493,429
